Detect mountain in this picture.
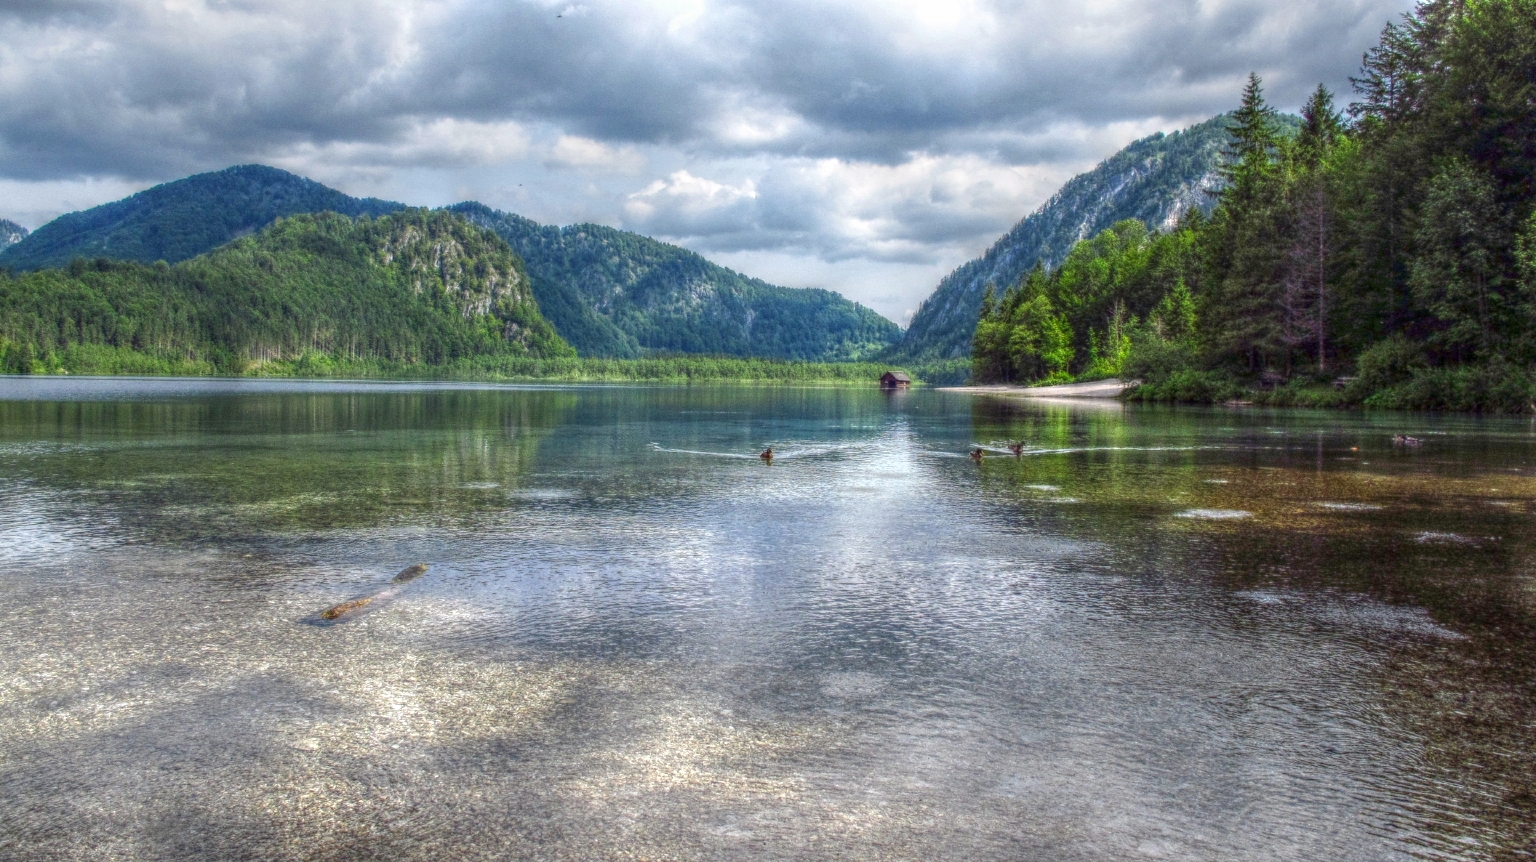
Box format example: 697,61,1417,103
892,114,1297,361
0,220,26,253
0,165,406,272
0,209,571,373
2,165,899,362
448,203,901,361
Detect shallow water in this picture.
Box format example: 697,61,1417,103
1,378,1534,860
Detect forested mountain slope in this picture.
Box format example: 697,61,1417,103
449,202,901,361
0,165,406,271
0,209,571,373
1,166,899,362
893,114,1295,361
0,220,26,253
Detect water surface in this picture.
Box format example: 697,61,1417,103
1,378,1533,860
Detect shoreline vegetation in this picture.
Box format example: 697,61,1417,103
0,344,928,385
967,1,1536,414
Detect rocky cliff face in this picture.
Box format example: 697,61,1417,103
891,114,1247,361
377,217,529,322
0,219,27,253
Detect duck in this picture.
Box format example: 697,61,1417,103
760,447,774,463
1008,441,1025,456
970,447,985,462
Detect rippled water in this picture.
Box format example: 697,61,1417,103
1,377,1533,860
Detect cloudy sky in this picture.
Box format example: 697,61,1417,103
1,0,1413,323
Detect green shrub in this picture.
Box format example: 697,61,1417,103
1350,334,1428,397
1122,335,1198,384
1125,370,1243,403
1364,358,1534,412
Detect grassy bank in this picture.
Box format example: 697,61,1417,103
0,343,923,385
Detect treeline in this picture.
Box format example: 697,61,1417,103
0,209,573,374
255,355,908,383
973,0,1536,411
0,342,912,385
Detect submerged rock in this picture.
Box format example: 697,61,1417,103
320,597,372,620
392,563,429,583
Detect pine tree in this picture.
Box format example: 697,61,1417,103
1410,158,1506,358
1204,74,1288,371
1296,85,1344,168
1282,85,1344,372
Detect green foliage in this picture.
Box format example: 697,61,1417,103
1409,158,1509,357
1362,358,1535,412
893,113,1296,362
1352,334,1430,393
0,210,573,373
981,1,1536,412
0,165,404,272
242,354,911,385
970,220,1201,385
1125,371,1244,404
448,203,900,362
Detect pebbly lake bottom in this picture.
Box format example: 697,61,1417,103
0,378,1532,860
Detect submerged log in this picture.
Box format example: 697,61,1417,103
320,597,372,620
392,563,429,583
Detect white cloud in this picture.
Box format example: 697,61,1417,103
624,169,757,223
621,152,1080,262
270,118,531,172
543,135,646,173
0,176,152,230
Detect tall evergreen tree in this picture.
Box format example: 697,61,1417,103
1204,74,1288,370
1410,159,1508,358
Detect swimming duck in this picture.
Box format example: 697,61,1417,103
970,447,984,462
1008,442,1025,456
760,447,774,463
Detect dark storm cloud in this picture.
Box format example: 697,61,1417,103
0,0,1412,181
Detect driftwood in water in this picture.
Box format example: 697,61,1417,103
392,563,429,583
312,563,429,623
320,597,373,620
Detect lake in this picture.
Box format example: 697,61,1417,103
1,377,1532,860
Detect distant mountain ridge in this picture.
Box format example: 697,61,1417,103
0,219,26,252
2,165,899,362
449,203,900,361
0,209,571,373
891,114,1296,361
0,165,407,272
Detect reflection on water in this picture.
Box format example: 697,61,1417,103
1,378,1533,860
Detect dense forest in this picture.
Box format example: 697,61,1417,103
449,203,902,361
0,210,572,374
973,0,1536,411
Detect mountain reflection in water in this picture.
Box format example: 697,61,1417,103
0,378,1532,860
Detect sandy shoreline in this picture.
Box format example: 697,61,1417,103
939,378,1133,399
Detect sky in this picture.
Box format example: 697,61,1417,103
0,0,1415,324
